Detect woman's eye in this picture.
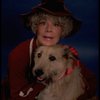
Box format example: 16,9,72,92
54,23,59,26
37,53,41,58
54,23,60,26
49,56,56,61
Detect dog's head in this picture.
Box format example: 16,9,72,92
32,45,77,82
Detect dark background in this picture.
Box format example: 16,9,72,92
1,0,99,92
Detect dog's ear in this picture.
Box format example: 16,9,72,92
63,47,70,59
56,44,70,59
63,46,79,60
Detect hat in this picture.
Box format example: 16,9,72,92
21,0,81,37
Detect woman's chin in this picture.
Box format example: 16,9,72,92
36,39,57,46
41,42,56,46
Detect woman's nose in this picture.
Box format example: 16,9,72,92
46,23,53,32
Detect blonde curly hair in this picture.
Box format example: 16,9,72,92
27,12,73,38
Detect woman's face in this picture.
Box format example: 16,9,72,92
36,16,62,46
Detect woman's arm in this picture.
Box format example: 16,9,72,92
8,40,45,100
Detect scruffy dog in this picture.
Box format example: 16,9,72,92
32,45,85,100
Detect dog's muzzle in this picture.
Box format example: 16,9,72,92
35,69,44,77
34,69,53,83
34,69,46,82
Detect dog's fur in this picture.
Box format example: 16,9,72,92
32,45,85,100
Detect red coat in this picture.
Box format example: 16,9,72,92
6,38,97,100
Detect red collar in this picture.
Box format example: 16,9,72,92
57,60,80,81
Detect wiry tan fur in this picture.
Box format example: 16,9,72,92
32,45,85,100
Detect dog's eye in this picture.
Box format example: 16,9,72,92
37,53,41,58
49,56,56,61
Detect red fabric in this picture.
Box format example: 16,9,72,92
4,39,96,100
79,63,97,99
69,46,78,56
8,39,45,100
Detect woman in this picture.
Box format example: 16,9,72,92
5,0,97,99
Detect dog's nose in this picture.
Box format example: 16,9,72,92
35,69,44,76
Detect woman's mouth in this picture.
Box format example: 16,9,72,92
43,36,53,40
